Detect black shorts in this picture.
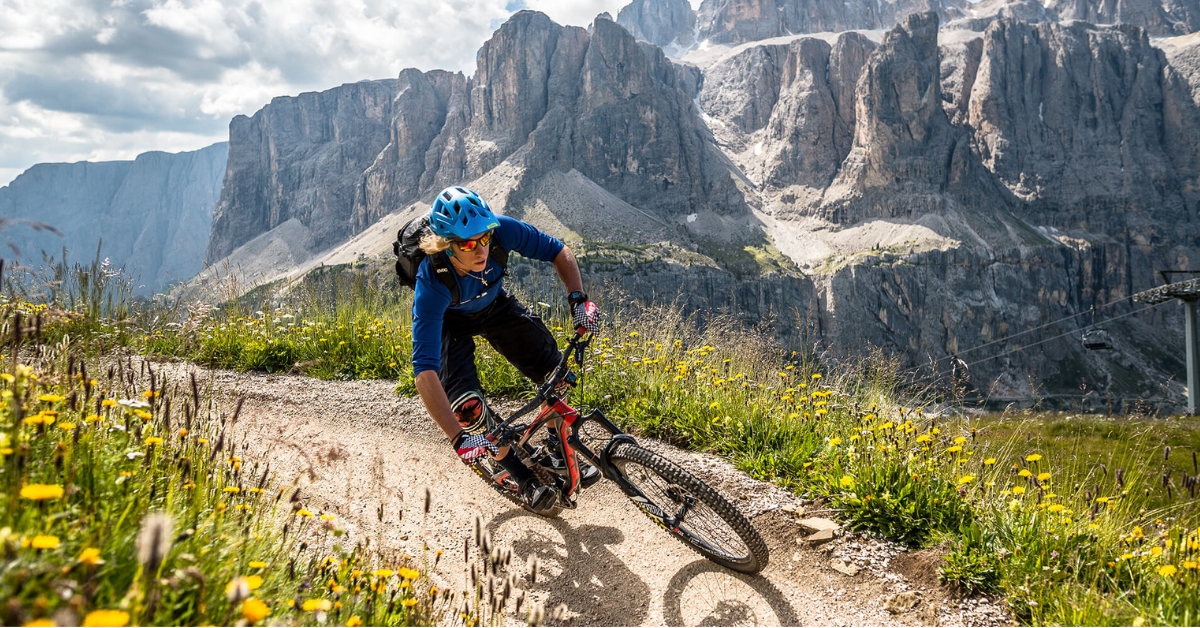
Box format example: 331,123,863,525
439,290,562,403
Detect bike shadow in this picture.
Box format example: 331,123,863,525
486,509,653,626
662,559,801,626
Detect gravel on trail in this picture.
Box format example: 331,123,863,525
147,358,1011,627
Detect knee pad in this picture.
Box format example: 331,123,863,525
451,390,495,435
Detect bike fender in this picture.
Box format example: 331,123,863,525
598,434,639,488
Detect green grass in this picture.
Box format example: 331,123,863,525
20,256,1200,626
0,261,545,627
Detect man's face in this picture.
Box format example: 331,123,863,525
451,231,492,272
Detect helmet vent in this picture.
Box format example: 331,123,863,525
468,197,480,206
442,191,453,201
456,187,468,194
453,201,461,212
440,206,451,217
468,208,477,217
461,217,468,226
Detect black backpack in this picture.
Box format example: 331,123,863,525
392,215,509,306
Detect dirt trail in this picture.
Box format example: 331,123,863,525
150,360,946,626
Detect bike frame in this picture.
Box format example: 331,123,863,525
486,331,640,507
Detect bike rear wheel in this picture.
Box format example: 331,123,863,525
607,443,768,574
469,456,562,518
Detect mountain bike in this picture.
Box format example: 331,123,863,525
468,331,770,574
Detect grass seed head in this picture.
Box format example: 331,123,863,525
136,512,173,573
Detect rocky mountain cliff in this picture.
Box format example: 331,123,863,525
193,7,1200,407
1,143,227,294
205,80,397,263
611,0,1200,52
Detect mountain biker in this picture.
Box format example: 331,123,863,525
411,186,602,513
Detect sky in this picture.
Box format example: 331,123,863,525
0,0,703,188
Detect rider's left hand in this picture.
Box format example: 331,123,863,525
571,299,601,334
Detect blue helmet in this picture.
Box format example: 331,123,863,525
429,186,500,240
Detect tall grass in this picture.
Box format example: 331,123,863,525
0,268,551,627
23,259,1200,625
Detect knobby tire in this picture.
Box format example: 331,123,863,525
608,442,769,574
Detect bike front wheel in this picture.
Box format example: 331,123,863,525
607,443,769,574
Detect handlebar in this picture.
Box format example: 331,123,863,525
487,330,592,446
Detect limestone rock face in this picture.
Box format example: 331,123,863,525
349,11,744,230
617,0,697,47
0,143,226,293
698,33,875,199
824,13,985,223
967,20,1200,235
352,70,467,231
206,79,396,263
694,0,968,45
1045,0,1200,35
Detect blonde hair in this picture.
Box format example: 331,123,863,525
420,232,451,255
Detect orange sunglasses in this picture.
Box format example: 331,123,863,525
452,231,493,253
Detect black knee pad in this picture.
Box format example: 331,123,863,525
451,390,496,435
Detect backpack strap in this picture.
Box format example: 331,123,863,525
489,239,508,285
428,253,461,306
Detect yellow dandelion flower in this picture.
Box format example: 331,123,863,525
1151,546,1164,557
22,619,56,627
1026,454,1042,462
958,475,975,485
242,598,270,623
346,617,363,627
373,569,394,577
224,486,241,493
81,610,130,627
249,561,266,569
1184,561,1198,570
398,567,420,580
31,535,60,549
144,436,163,446
402,599,418,607
20,484,64,500
320,514,335,521
839,476,855,489
947,446,962,453
916,434,931,443
1047,504,1065,513
101,399,117,408
1120,553,1135,560
38,394,64,403
812,374,821,379
953,436,966,444
1159,565,1178,577
1012,486,1026,495
302,599,332,612
1037,472,1051,482
79,547,103,565
1019,469,1032,478
178,428,188,437
828,437,842,447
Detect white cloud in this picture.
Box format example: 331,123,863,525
0,0,655,187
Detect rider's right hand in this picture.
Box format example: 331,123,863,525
453,431,498,462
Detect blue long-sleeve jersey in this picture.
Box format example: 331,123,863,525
410,215,565,377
